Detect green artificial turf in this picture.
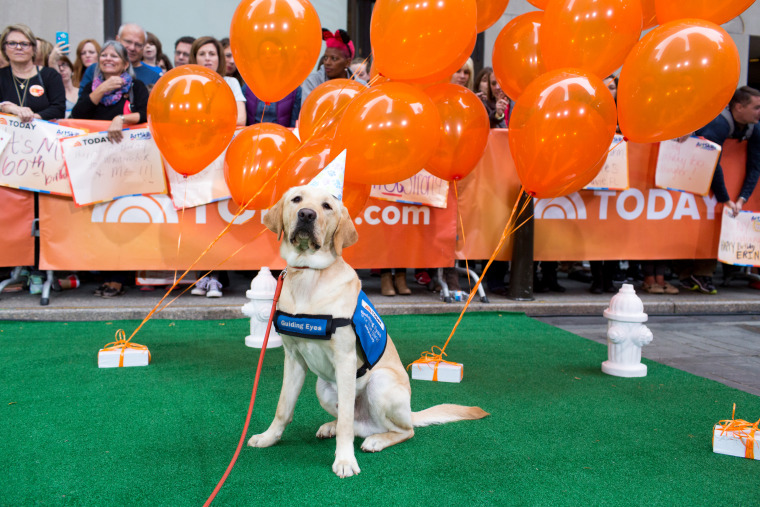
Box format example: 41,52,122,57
1,313,758,506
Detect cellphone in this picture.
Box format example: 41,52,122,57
55,31,69,54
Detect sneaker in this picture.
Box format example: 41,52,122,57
191,277,208,296
689,275,717,295
206,277,223,298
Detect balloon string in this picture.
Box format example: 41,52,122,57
422,187,531,361
122,200,259,345
174,177,190,286
452,181,473,293
155,228,269,313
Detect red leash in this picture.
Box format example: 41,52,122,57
203,270,286,506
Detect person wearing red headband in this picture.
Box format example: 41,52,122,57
301,28,366,105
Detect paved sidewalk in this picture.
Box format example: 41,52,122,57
2,270,759,397
2,269,760,321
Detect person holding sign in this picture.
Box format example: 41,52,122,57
678,86,760,295
70,41,149,298
70,40,148,143
0,24,65,122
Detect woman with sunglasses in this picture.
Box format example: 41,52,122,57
0,24,65,122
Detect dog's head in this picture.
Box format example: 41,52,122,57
264,185,359,268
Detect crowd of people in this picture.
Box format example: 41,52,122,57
1,21,759,301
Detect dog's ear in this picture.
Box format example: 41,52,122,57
263,195,285,241
332,205,358,255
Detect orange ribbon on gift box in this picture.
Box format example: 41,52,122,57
100,329,151,368
408,346,460,382
716,403,760,460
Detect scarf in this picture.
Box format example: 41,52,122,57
93,72,132,107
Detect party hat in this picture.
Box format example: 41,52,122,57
307,149,346,200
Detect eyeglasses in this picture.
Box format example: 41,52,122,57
4,41,32,49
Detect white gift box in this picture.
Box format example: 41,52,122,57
713,424,759,460
411,361,463,383
98,346,151,368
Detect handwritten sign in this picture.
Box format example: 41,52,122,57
584,134,629,191
718,207,760,267
0,129,9,154
655,136,721,196
60,128,166,206
371,169,449,208
0,114,84,195
164,130,240,209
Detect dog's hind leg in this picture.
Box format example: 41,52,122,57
360,371,415,452
248,350,307,448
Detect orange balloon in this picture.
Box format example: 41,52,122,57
274,138,332,201
655,0,754,26
371,0,477,81
508,69,617,198
641,0,658,29
541,0,643,79
298,79,367,141
527,0,548,8
617,20,740,143
476,0,510,32
148,65,237,177
424,83,490,181
343,182,372,218
396,31,477,86
230,0,322,103
492,12,546,100
224,123,300,210
332,82,442,185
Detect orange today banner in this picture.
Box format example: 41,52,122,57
0,186,35,267
456,131,752,262
7,129,755,270
38,192,457,270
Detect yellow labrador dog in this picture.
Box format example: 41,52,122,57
249,185,488,477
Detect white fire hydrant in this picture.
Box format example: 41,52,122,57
601,283,653,377
241,267,282,349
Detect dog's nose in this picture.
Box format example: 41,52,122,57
298,208,317,223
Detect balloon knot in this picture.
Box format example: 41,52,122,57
622,136,629,142
265,102,271,106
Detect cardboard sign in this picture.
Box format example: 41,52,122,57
0,114,84,195
61,128,166,206
371,169,449,209
584,135,629,191
655,136,721,196
164,130,240,209
718,207,760,267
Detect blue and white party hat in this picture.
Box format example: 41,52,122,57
307,149,346,201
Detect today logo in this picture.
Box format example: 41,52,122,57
81,136,109,145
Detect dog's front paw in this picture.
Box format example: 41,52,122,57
332,455,361,478
247,431,280,448
316,420,337,439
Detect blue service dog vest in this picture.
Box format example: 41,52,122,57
273,290,387,378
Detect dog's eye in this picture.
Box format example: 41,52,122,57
292,196,302,203
322,202,332,210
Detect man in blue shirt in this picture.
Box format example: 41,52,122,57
680,86,760,294
78,23,160,95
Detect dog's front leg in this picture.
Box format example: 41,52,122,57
248,349,306,448
332,337,360,478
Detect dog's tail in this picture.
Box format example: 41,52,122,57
412,404,489,428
